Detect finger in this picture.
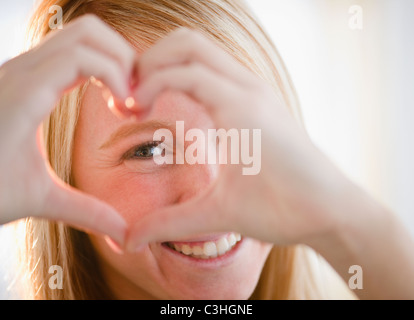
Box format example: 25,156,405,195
43,176,127,246
32,15,136,77
134,63,240,121
99,84,138,120
29,44,131,122
55,44,128,99
126,190,229,252
138,27,255,87
36,124,46,160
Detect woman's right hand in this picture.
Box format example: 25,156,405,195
0,15,134,245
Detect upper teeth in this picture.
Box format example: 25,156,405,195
167,233,242,259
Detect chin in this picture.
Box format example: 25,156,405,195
92,234,272,300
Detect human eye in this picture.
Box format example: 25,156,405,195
123,141,164,160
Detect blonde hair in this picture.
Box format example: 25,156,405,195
17,0,351,299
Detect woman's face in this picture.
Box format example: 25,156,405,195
72,84,272,299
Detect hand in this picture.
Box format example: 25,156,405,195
126,28,352,250
0,15,136,244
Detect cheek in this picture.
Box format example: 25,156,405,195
114,175,175,225
75,168,176,226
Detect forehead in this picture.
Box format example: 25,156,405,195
78,84,213,142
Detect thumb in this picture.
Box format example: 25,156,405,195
43,179,127,246
126,191,227,252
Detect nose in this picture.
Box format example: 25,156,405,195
174,162,218,204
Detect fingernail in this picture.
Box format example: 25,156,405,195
104,236,124,255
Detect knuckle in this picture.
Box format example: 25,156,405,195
173,26,192,38
72,14,101,34
187,30,207,47
186,63,205,91
1,55,25,76
175,27,207,46
188,62,204,74
78,14,100,27
71,45,84,60
0,59,12,73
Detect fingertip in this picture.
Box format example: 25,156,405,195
107,95,125,119
94,75,130,106
102,208,128,247
104,235,124,255
125,237,147,254
130,243,147,254
124,220,154,253
124,226,142,253
107,95,135,120
124,96,152,121
46,184,128,247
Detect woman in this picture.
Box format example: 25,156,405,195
0,0,413,299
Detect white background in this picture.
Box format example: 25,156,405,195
1,0,413,299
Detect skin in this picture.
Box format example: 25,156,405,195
0,14,414,299
72,85,272,299
0,15,132,243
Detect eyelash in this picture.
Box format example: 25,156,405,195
123,141,163,160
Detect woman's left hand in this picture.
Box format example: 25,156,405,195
122,27,414,301
125,27,357,251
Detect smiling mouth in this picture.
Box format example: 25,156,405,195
163,233,242,259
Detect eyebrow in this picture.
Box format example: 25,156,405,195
99,120,174,150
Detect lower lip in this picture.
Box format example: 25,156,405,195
160,237,245,269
